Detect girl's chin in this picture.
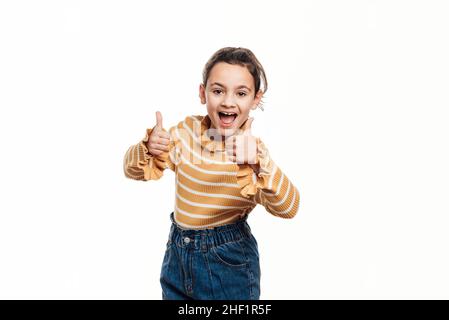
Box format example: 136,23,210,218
212,120,238,133
216,127,236,137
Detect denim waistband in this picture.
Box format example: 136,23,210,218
168,211,252,250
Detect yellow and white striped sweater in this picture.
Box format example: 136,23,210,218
123,114,299,229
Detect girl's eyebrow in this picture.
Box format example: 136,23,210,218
210,82,252,91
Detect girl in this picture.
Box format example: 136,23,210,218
123,47,300,300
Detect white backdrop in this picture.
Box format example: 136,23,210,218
1,0,448,299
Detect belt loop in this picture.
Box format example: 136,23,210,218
200,233,208,253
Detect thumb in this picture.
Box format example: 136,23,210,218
241,117,254,134
155,111,163,129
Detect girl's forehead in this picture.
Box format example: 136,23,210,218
208,62,254,88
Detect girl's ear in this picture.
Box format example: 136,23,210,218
251,89,263,110
199,84,207,104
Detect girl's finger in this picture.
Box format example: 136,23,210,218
155,136,170,145
150,149,163,156
151,143,170,152
159,131,171,140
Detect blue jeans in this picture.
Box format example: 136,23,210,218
160,212,261,300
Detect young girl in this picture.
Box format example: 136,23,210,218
123,47,300,300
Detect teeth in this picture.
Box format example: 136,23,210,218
220,112,236,115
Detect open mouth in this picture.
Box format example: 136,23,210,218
218,111,238,127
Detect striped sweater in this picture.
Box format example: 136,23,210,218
123,114,299,229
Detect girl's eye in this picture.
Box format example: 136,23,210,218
238,92,247,97
212,89,223,95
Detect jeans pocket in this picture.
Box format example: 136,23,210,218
210,239,248,268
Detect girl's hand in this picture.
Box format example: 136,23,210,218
226,117,259,172
147,111,171,156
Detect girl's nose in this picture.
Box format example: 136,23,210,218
221,94,237,107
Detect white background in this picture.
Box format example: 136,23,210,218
0,0,448,299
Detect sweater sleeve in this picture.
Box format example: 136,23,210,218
123,126,178,181
236,139,300,218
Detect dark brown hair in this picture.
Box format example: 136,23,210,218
202,47,268,110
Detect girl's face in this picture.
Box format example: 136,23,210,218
199,62,263,137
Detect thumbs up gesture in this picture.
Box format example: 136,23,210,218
147,111,171,156
226,117,259,167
